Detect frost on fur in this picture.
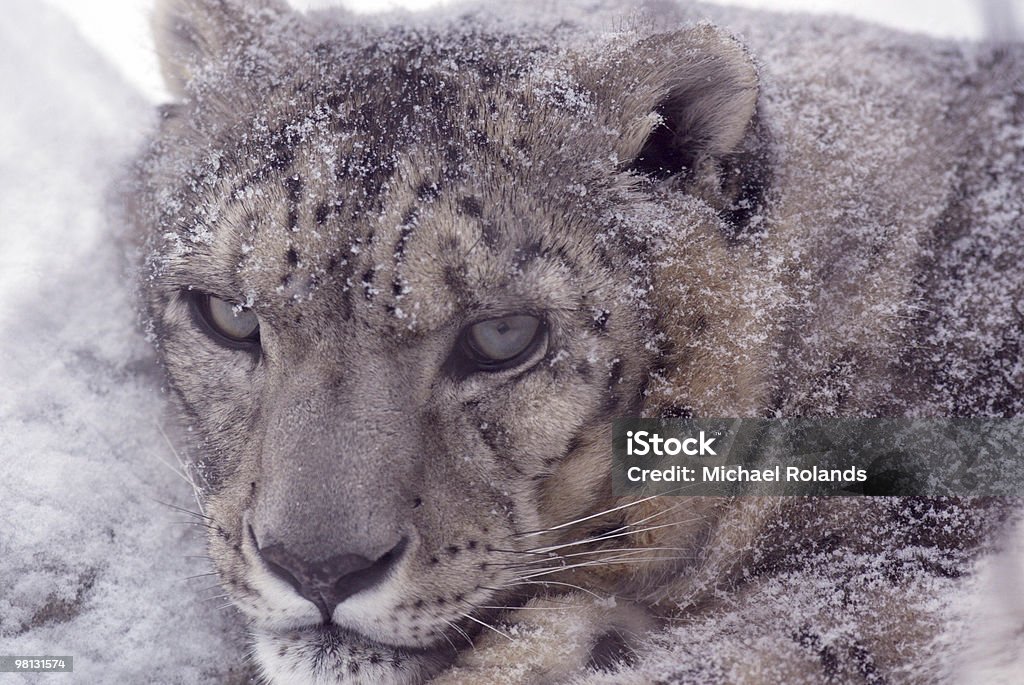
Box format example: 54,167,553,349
124,1,1024,684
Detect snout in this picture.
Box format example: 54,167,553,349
253,527,408,622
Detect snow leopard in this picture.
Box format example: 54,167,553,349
128,0,1024,682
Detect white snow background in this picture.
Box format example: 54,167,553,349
1,0,1023,683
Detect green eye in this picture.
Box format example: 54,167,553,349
465,315,543,368
190,292,260,349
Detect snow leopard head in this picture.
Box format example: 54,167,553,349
133,0,762,681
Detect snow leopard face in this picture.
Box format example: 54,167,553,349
134,1,759,682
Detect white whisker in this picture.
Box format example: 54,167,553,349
459,613,514,642
516,555,695,581
528,517,701,555
506,579,606,600
516,493,665,538
500,545,698,568
157,421,206,516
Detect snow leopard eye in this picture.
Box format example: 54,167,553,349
463,314,543,370
189,292,260,350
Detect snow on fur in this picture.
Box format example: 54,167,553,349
2,0,1022,683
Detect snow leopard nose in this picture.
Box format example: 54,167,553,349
255,533,408,623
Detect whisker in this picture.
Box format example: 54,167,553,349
475,605,578,612
508,548,662,573
195,583,226,594
442,619,475,650
516,555,695,580
200,593,230,603
180,572,219,581
156,421,207,516
171,520,219,532
150,497,213,521
459,613,513,642
527,517,701,555
434,623,462,656
506,580,606,600
496,545,699,569
518,502,687,553
516,493,665,538
486,547,550,556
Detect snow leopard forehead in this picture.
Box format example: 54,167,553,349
143,24,654,336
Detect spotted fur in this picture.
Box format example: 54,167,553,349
129,1,1023,683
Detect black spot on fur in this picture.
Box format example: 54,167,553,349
564,433,585,457
663,405,695,419
795,626,841,680
416,179,441,202
286,247,299,266
512,239,545,269
361,268,376,300
480,220,501,249
443,264,470,298
285,176,303,229
591,309,611,333
576,360,593,380
269,135,294,172
393,212,418,262
314,202,331,224
479,421,505,452
458,195,483,218
444,141,464,167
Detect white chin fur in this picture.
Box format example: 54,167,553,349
253,627,437,685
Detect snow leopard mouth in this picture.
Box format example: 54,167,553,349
270,622,446,656
255,623,454,681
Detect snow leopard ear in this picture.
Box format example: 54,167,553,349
594,25,759,178
152,0,296,98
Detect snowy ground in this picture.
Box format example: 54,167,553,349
1,0,1022,683
0,2,250,682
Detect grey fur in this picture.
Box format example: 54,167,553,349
129,1,1023,683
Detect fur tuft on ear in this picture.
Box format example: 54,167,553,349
591,25,759,179
151,0,294,98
